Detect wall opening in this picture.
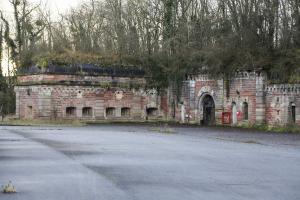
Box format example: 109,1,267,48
121,107,130,117
292,105,296,123
27,106,33,119
147,107,158,117
202,95,215,125
106,107,115,117
242,102,248,120
66,107,76,117
82,107,92,117
290,103,296,124
27,88,31,96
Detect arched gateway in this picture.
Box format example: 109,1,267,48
200,94,215,125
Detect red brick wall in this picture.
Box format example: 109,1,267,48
224,76,257,124
15,74,300,126
16,86,166,120
265,85,300,126
186,73,261,125
15,74,164,121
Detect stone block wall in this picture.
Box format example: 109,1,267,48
265,84,300,126
14,73,300,126
223,72,261,124
180,75,223,124
15,74,164,121
182,72,267,126
194,75,224,124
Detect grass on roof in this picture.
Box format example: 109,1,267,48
32,50,143,68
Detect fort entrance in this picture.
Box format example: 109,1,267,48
202,95,215,125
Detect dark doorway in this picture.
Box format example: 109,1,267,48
291,104,296,124
202,95,215,125
242,102,248,120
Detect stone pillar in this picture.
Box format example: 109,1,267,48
116,107,121,117
38,87,52,119
215,79,224,125
14,87,20,119
232,103,237,125
181,104,185,123
95,100,105,120
255,73,266,124
77,106,82,118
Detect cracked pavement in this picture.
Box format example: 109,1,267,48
0,125,300,200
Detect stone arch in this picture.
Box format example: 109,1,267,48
197,93,215,125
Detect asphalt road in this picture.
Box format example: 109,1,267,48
0,125,300,200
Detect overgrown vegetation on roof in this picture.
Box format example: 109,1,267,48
32,50,143,68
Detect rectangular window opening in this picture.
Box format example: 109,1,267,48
106,107,115,117
121,107,131,117
66,107,76,117
147,107,158,117
82,107,92,117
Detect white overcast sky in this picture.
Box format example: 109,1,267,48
1,0,82,75
1,0,81,16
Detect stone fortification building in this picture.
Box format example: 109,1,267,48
180,71,299,126
15,66,299,126
14,65,166,121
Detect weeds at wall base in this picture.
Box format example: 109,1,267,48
0,119,85,127
238,123,300,134
0,119,299,133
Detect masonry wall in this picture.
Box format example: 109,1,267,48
183,72,265,124
265,85,300,126
193,75,223,124
15,73,300,126
222,72,262,124
15,74,164,121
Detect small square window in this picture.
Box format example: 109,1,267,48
147,108,158,117
66,107,76,117
106,107,115,117
82,107,92,117
121,107,130,117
